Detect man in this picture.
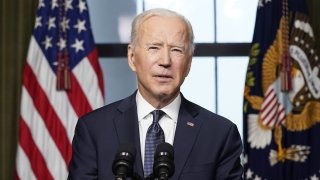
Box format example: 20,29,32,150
68,8,243,180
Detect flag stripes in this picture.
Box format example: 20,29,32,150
72,53,103,110
16,145,37,180
67,72,93,117
260,88,286,127
19,118,53,179
87,48,105,98
18,119,55,180
23,63,72,166
20,86,68,179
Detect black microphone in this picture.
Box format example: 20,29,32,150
112,143,136,180
153,143,175,180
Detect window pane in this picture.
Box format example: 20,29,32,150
144,0,215,42
87,0,136,43
99,58,137,104
217,57,248,137
181,57,216,113
216,0,257,42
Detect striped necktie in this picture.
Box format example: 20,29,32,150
144,110,165,177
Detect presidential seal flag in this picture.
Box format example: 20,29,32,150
15,0,104,179
243,0,320,179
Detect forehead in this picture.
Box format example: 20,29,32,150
139,16,188,42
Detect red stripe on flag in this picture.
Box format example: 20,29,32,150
87,48,105,97
19,118,54,180
276,108,286,125
265,103,279,126
264,88,274,98
23,63,72,165
262,96,278,120
67,72,93,117
261,92,277,113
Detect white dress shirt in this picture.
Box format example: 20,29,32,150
136,91,181,167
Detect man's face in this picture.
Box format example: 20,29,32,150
128,16,192,107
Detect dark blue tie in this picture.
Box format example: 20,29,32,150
144,110,165,177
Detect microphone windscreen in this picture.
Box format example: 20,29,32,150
112,143,136,179
117,143,136,157
153,142,175,179
155,142,174,158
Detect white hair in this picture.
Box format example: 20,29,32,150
130,8,195,54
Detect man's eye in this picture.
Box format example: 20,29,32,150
172,48,183,53
149,46,159,50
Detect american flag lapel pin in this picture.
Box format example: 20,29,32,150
187,121,194,127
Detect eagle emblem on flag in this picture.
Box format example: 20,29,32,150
243,0,320,179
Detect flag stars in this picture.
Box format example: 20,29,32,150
258,0,271,8
57,38,67,50
35,16,42,28
38,0,45,9
246,168,253,179
51,0,58,10
310,49,315,54
65,0,73,11
258,0,264,7
48,17,56,30
60,17,70,32
74,19,86,33
253,175,261,180
71,38,84,53
78,0,87,13
42,36,53,50
310,174,319,180
300,95,304,100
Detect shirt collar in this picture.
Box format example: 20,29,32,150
136,90,181,123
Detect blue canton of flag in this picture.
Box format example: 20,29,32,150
34,0,95,76
243,0,320,179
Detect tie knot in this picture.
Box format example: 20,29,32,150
151,110,165,123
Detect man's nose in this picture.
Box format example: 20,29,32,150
159,48,171,67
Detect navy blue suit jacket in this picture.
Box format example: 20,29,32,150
68,92,243,179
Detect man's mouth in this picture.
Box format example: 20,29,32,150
154,74,173,81
155,75,172,78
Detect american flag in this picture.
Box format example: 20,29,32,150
15,0,104,179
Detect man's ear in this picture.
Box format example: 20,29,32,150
185,57,192,77
127,44,136,72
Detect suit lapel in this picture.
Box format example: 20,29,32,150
173,97,203,179
113,93,144,178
